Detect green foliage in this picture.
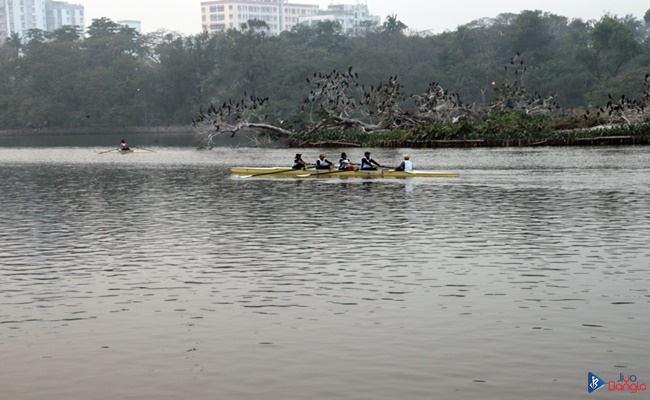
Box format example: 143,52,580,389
466,112,553,139
381,15,407,34
577,15,643,80
0,12,649,137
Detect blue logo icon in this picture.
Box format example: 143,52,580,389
589,372,605,393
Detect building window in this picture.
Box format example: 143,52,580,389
209,6,216,12
217,5,224,12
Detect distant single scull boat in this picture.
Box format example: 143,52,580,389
94,148,156,154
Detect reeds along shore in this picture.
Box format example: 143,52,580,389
375,135,650,148
292,135,650,148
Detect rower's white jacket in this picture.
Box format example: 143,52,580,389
316,158,331,168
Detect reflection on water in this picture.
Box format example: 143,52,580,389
0,146,649,400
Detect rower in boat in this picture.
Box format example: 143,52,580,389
395,154,413,171
360,151,383,170
339,152,354,170
119,139,130,152
292,153,308,169
315,153,333,169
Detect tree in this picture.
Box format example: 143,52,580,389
72,18,148,126
381,15,407,35
576,16,642,80
151,31,223,123
220,20,275,100
49,26,82,43
507,10,553,64
0,44,20,127
5,32,22,55
12,39,85,128
0,9,648,133
86,17,127,38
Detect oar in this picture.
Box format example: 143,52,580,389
95,148,118,154
240,165,315,178
296,168,354,178
134,146,156,153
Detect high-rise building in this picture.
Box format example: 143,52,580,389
201,0,320,35
0,0,84,39
299,3,380,35
48,1,84,32
1,0,47,38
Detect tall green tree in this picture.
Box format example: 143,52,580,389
151,31,222,123
507,10,553,63
575,15,642,80
12,39,85,128
5,32,22,55
49,25,82,43
381,15,407,34
72,18,147,126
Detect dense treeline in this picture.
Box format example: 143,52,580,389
0,10,649,133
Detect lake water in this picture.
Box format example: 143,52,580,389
1,144,649,399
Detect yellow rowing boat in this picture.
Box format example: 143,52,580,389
230,167,459,178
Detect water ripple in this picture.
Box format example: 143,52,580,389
1,147,649,400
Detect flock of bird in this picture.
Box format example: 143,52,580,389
413,81,472,123
302,67,475,129
193,56,649,139
491,54,562,114
302,67,363,116
193,92,270,128
583,74,650,125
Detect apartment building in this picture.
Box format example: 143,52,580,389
201,0,320,35
1,0,47,38
299,3,380,35
0,0,84,39
48,1,84,32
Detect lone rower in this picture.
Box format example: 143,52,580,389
119,139,130,151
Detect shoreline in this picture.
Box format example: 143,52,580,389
0,126,193,137
373,135,650,148
2,126,649,148
294,135,650,148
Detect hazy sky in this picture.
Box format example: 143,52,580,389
79,0,649,35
